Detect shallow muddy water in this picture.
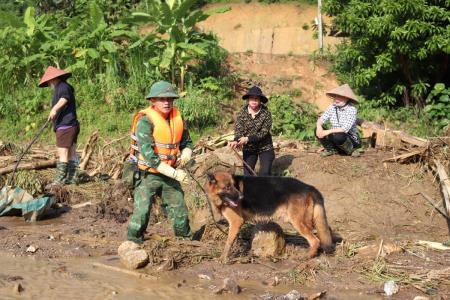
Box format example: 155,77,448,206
0,252,386,300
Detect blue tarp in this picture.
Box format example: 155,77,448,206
0,186,54,222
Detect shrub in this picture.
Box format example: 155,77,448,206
268,95,318,140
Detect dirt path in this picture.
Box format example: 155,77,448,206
1,147,449,299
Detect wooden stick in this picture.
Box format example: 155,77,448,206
420,192,449,220
231,148,257,176
0,159,57,175
92,262,157,280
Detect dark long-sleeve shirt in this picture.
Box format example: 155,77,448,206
234,105,273,153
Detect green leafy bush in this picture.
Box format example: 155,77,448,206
268,95,318,140
425,83,450,130
323,0,450,108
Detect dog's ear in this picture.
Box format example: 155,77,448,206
229,163,236,175
206,172,216,184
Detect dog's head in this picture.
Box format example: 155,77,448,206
204,166,243,208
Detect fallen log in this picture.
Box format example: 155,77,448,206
0,159,57,175
434,160,450,218
360,121,429,148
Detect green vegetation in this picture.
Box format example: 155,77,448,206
268,95,318,140
323,0,449,133
0,0,233,143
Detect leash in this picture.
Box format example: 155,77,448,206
230,148,257,176
7,119,51,186
183,167,228,235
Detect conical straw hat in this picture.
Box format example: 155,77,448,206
39,66,71,87
326,84,358,103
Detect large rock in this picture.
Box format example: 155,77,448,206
120,249,149,269
118,241,140,257
252,222,285,258
118,241,149,269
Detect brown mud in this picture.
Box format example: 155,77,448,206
1,146,449,299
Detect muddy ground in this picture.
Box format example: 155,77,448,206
1,146,449,299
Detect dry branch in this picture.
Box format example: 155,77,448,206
0,159,57,175
80,130,99,170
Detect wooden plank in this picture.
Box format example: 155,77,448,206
434,160,450,217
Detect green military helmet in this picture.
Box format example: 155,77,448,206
146,80,179,99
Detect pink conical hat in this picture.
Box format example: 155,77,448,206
326,84,358,103
39,66,71,87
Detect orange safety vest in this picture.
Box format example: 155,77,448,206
129,106,184,173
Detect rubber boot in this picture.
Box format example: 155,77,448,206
320,138,338,157
46,162,68,189
66,160,79,184
336,138,354,155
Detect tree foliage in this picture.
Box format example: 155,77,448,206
323,0,450,108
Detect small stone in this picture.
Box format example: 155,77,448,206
117,241,140,257
262,276,279,287
198,273,212,280
48,235,55,241
384,280,399,296
13,283,24,294
26,245,38,253
222,278,241,294
120,249,149,269
112,291,118,295
276,290,304,300
259,292,275,300
413,297,429,300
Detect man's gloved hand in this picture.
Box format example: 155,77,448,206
178,148,193,168
173,169,189,184
156,162,189,184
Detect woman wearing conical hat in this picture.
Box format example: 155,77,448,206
39,66,80,185
315,84,361,157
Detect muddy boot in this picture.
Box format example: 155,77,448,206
66,160,80,184
46,162,68,189
319,138,338,157
336,138,354,155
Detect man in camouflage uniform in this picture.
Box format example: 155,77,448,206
127,81,193,244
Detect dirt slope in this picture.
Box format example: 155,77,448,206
199,3,339,55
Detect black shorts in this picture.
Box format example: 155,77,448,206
55,125,80,148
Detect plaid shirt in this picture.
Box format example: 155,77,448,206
320,103,360,144
234,105,273,153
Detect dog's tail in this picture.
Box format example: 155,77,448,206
312,193,334,253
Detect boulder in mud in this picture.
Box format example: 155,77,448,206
252,222,285,258
120,249,149,269
117,241,140,257
118,241,149,269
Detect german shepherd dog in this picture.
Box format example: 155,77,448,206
204,167,334,262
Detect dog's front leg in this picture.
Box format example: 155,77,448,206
220,208,244,264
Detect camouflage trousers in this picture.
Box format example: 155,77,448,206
127,172,191,244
